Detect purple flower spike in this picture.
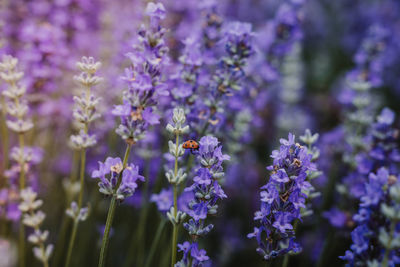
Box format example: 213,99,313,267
92,157,145,200
113,2,169,144
177,136,229,265
249,133,320,260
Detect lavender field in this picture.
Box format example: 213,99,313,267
0,0,400,267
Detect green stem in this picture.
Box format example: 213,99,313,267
53,217,70,266
98,144,131,267
144,219,167,267
171,223,178,267
98,195,117,267
282,255,289,267
171,133,180,267
64,221,78,267
78,149,87,208
18,132,26,267
18,222,25,267
53,150,79,266
18,133,25,188
0,95,9,177
70,150,80,184
64,148,86,267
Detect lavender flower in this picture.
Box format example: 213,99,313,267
163,107,190,266
342,25,389,169
70,56,102,150
356,108,400,176
0,55,42,200
112,2,169,144
175,241,210,267
176,136,230,266
64,56,104,267
171,36,202,105
18,187,53,267
0,55,33,135
91,157,145,200
200,21,254,130
341,168,400,266
343,107,400,199
248,133,318,260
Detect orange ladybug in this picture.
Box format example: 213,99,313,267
182,140,199,150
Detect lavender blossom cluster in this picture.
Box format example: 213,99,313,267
248,133,319,260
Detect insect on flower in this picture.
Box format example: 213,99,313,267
182,140,199,152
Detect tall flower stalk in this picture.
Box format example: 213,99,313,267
93,146,145,267
95,4,169,264
175,136,230,266
0,55,34,267
64,56,103,267
165,108,189,266
116,2,172,266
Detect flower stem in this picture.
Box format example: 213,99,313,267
18,222,25,267
64,221,78,267
144,219,167,267
98,144,131,267
78,149,87,208
171,212,178,267
53,151,79,267
282,254,289,267
64,148,86,267
18,132,26,267
98,194,117,267
171,133,180,267
18,133,25,188
0,95,9,179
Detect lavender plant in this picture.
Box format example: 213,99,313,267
93,154,145,267
0,55,34,267
175,136,230,266
248,133,319,261
164,107,189,266
93,3,172,266
340,168,400,266
112,2,169,145
64,56,103,267
342,25,389,172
